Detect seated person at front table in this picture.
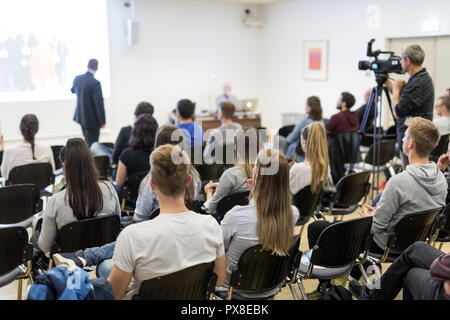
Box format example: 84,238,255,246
216,82,241,113
325,91,359,138
90,101,155,165
1,114,55,181
203,101,242,164
433,95,450,136
115,114,158,192
203,128,262,215
36,138,121,254
284,96,326,161
216,148,299,298
176,99,204,147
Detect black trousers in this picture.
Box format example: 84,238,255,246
81,126,100,147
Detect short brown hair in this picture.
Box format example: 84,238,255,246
438,95,450,113
135,101,154,116
405,117,440,158
219,101,235,119
306,96,322,120
150,144,190,197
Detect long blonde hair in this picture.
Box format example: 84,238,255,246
234,128,262,179
301,122,329,193
252,149,293,256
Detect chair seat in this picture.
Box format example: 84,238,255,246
295,215,311,226
0,265,27,288
298,250,353,279
368,252,400,263
322,204,359,216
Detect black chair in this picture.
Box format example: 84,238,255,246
328,131,362,184
0,184,40,227
215,191,250,222
0,226,34,300
219,236,301,300
360,127,384,148
121,171,148,215
318,170,371,221
290,216,373,300
292,186,324,236
194,163,226,182
278,125,295,138
0,150,4,178
49,215,121,269
132,262,217,300
51,145,64,171
430,134,449,163
430,204,450,251
361,208,442,284
7,162,55,197
94,155,112,181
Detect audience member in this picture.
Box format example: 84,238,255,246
203,128,262,215
290,122,332,195
176,99,204,147
445,88,450,96
325,92,359,137
433,95,450,136
90,101,155,165
1,114,55,181
437,141,450,204
354,88,375,132
350,241,450,300
115,113,158,191
216,82,241,113
216,148,299,298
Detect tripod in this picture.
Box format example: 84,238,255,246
350,73,397,201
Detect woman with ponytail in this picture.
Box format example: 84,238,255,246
1,114,55,181
289,122,333,195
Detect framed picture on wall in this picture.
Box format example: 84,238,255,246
303,40,328,81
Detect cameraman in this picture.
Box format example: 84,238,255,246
386,44,434,168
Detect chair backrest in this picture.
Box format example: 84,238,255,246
364,139,396,166
122,171,148,204
333,170,371,207
216,191,250,222
7,162,54,191
431,134,449,159
432,204,450,240
292,185,323,222
328,131,362,183
133,262,217,300
278,125,295,138
387,208,442,254
360,127,384,147
94,156,111,180
229,236,300,294
0,226,33,276
51,145,64,170
0,184,40,224
50,215,120,255
194,163,225,181
311,216,373,268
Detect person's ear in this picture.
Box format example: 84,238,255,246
185,174,192,188
301,139,307,153
149,178,156,191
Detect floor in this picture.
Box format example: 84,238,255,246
1,205,448,300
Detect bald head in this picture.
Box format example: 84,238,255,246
223,83,231,96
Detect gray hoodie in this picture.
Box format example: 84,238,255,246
372,162,448,249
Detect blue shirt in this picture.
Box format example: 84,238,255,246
177,122,204,147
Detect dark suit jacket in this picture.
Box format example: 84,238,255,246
71,72,105,129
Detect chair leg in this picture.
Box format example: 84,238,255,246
296,279,308,300
438,242,443,251
48,258,53,270
289,283,300,300
359,264,371,286
17,279,23,300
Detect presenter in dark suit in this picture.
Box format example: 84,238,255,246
71,59,105,146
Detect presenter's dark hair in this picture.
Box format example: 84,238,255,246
135,101,154,116
341,92,356,109
177,99,196,119
129,114,159,152
20,114,39,160
60,138,103,220
87,59,98,70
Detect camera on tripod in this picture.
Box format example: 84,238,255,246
358,39,404,75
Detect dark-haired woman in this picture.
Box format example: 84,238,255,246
1,114,55,181
115,114,158,189
37,138,121,253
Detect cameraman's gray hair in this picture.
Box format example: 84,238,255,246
403,44,425,66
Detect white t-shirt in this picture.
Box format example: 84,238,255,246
113,211,225,299
1,142,55,181
289,162,333,195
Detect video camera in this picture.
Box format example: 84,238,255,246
358,39,404,75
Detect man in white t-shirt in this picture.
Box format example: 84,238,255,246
107,145,226,299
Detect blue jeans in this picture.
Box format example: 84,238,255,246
90,142,113,158
84,242,116,279
372,191,383,207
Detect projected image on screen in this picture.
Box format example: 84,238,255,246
0,0,110,102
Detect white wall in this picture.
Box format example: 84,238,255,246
259,0,450,131
1,0,261,145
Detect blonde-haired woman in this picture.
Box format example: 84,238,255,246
290,122,333,195
218,148,299,298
